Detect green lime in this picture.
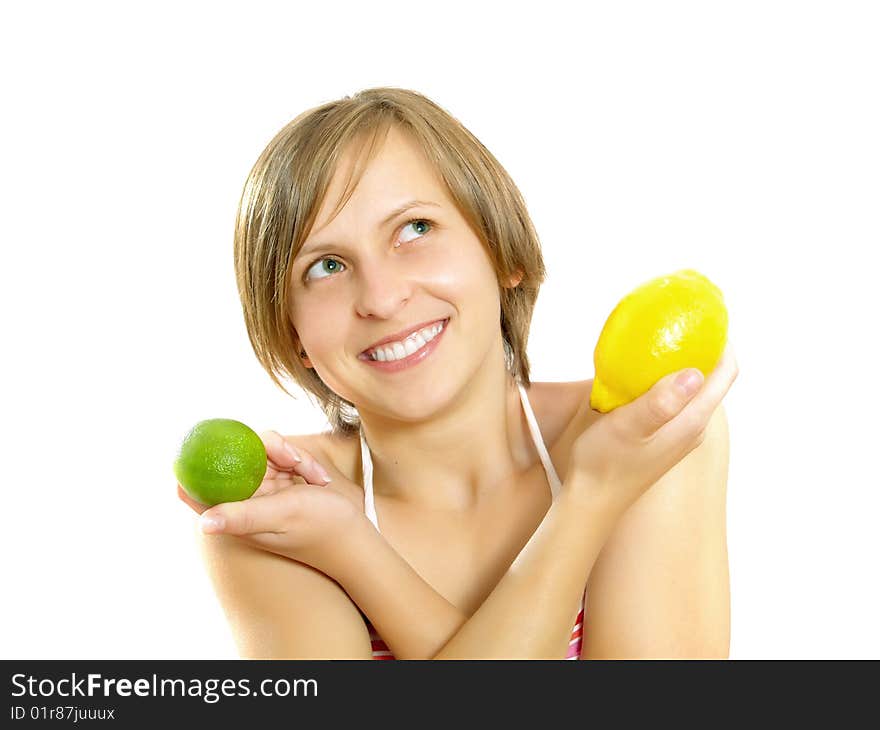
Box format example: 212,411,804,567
174,419,267,506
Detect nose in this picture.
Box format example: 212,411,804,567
353,255,413,320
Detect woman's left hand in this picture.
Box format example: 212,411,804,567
176,432,372,579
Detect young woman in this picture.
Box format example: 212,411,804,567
177,87,738,659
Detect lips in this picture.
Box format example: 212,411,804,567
360,318,449,357
359,317,449,372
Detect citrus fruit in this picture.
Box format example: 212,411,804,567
173,419,267,506
590,269,728,413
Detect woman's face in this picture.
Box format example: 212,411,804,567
288,127,511,420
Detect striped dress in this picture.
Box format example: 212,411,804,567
358,381,587,660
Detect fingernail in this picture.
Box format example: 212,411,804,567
200,513,225,533
675,369,703,397
317,465,332,484
284,441,302,462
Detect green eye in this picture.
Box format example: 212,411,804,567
303,218,434,282
305,257,346,281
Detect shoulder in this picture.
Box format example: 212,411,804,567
528,379,595,448
287,429,364,492
267,428,356,479
529,378,601,483
282,430,338,458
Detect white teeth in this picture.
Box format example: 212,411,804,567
403,333,427,356
368,320,446,362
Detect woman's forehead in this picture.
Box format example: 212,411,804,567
308,135,449,239
332,128,444,200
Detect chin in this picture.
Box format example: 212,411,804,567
388,388,449,421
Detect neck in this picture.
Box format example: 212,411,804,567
357,343,536,511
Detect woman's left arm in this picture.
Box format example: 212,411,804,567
579,403,731,659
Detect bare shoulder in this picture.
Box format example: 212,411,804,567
282,429,364,497
529,379,595,440
281,431,339,461
529,379,600,483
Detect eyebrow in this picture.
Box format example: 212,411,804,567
298,199,441,259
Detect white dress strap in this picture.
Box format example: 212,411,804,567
359,426,380,533
516,382,563,500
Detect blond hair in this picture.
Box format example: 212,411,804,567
233,87,547,435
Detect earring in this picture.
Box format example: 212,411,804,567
299,349,307,358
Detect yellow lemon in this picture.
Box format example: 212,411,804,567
590,269,728,412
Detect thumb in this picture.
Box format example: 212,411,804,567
199,493,283,536
627,368,704,439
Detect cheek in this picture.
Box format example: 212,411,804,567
291,300,345,351
420,244,493,299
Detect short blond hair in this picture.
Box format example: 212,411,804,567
233,87,547,435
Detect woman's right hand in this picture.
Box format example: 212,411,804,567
566,343,739,520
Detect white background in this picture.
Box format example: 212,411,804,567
1,1,877,660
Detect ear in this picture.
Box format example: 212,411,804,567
294,335,313,368
505,269,524,288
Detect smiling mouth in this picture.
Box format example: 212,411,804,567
360,318,449,362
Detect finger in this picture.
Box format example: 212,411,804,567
251,477,295,498
261,429,302,477
647,342,738,455
286,445,333,486
198,488,298,536
672,342,739,436
177,484,209,515
224,531,286,555
261,430,332,486
612,366,706,441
